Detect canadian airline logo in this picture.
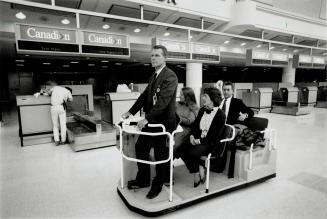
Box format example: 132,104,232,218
26,27,71,41
88,33,122,45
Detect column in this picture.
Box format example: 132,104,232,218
186,62,202,106
282,61,296,85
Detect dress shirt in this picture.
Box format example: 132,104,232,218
199,107,219,138
50,86,73,106
155,64,165,78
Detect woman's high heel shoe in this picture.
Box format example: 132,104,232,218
199,166,207,184
193,173,201,188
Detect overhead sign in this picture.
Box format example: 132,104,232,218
270,51,289,66
246,49,271,66
191,43,220,63
80,31,130,58
293,54,313,68
15,24,79,55
152,38,191,60
312,56,325,69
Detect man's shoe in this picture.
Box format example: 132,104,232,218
146,185,162,199
54,141,60,146
127,180,150,190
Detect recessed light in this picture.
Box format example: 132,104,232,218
115,63,122,65
25,54,30,57
15,60,24,62
256,44,262,48
16,64,24,67
63,64,70,67
43,62,51,65
241,43,246,46
70,61,78,64
224,40,230,44
15,12,26,20
134,28,141,33
282,48,287,51
270,46,275,50
293,49,298,53
88,64,95,66
102,24,110,30
102,66,108,68
101,60,109,63
61,18,70,25
164,32,170,37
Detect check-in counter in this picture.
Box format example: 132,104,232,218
101,92,141,125
242,88,273,113
316,82,327,108
16,95,53,146
282,87,299,103
234,83,253,99
298,86,318,105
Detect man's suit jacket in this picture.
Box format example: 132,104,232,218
226,97,254,125
129,66,178,132
191,107,226,147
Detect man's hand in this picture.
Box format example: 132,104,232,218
137,118,148,131
121,112,131,119
238,112,248,121
33,92,40,98
190,135,200,145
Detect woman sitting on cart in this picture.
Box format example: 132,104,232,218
180,87,226,187
174,87,199,158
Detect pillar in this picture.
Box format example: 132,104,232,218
282,60,296,85
186,62,202,106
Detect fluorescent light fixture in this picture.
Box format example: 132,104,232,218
61,18,70,25
241,42,246,46
70,61,78,64
164,32,170,37
15,60,24,62
88,64,95,66
134,28,141,33
43,62,51,65
282,48,287,51
224,40,230,44
144,63,150,66
256,44,262,48
102,24,110,29
101,60,109,63
16,12,26,20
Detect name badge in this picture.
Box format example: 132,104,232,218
153,93,157,105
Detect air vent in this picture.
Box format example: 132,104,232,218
22,0,81,9
239,29,267,39
270,35,292,43
297,40,317,46
173,17,214,29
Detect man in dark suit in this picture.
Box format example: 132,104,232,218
121,45,178,199
221,81,254,125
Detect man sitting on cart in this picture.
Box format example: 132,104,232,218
121,45,178,199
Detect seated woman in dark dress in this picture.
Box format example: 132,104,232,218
180,87,226,187
174,87,199,158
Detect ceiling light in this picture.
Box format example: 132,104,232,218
102,24,110,30
15,60,24,62
63,64,70,67
256,44,262,48
25,54,30,57
88,64,95,66
241,43,246,46
293,49,298,53
270,46,275,50
144,63,150,66
164,32,170,37
102,66,108,68
70,61,78,64
224,40,230,44
115,63,122,66
16,64,24,67
322,52,327,56
61,18,70,25
43,62,51,65
282,48,287,51
134,28,141,33
189,35,193,39
101,60,109,63
15,12,26,20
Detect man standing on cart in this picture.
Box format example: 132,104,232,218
122,45,178,199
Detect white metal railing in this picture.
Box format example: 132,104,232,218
115,119,182,202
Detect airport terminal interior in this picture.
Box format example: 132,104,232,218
1,0,327,218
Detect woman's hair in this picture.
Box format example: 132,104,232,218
203,87,223,107
181,87,197,106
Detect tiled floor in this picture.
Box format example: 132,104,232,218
1,107,327,218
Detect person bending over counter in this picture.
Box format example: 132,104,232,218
221,81,254,125
35,82,73,146
174,87,199,158
121,45,178,199
180,87,226,188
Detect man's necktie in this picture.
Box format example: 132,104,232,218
222,99,226,114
